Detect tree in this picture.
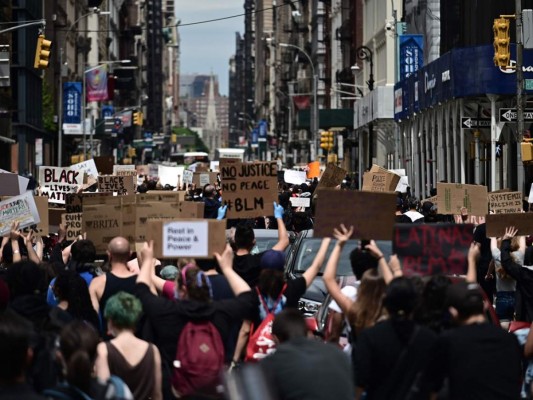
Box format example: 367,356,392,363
42,78,57,133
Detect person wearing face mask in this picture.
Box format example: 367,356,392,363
231,202,290,287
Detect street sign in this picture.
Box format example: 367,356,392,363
460,117,491,129
499,108,533,122
526,79,533,90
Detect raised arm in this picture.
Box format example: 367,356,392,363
500,226,522,281
364,240,399,285
271,202,290,251
466,242,480,283
302,238,332,287
322,224,354,315
215,244,251,296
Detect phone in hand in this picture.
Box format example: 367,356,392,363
360,239,370,250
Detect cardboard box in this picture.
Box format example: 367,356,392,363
436,183,488,216
83,204,123,253
486,213,533,237
313,190,396,240
147,219,227,259
140,191,187,203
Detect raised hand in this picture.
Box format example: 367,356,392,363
332,224,354,244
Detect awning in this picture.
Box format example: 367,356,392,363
296,108,354,129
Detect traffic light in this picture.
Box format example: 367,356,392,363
133,111,143,126
320,131,334,151
493,18,510,67
33,35,52,69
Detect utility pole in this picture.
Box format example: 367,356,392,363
516,0,525,192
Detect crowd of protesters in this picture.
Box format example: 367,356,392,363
1,170,533,400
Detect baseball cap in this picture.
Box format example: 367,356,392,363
446,281,484,315
260,250,286,271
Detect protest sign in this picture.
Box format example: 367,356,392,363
71,159,98,178
158,165,184,187
39,166,85,204
113,164,135,175
284,170,307,185
289,197,311,208
453,214,485,225
393,223,473,276
93,156,114,175
422,196,438,205
436,183,488,216
97,175,135,195
65,192,112,213
390,169,409,193
61,213,83,240
486,213,533,237
210,161,220,172
138,191,187,203
488,191,523,214
33,196,49,236
83,204,124,253
315,163,346,191
193,172,218,187
136,165,149,176
135,201,204,242
313,190,396,240
147,219,226,259
220,160,278,219
362,171,400,193
307,161,320,179
0,192,40,236
49,208,65,227
183,170,193,186
0,170,29,195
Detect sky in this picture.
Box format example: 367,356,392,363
175,1,244,96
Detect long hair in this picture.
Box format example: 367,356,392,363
59,321,99,394
54,271,99,330
347,268,386,335
176,264,213,302
257,269,285,300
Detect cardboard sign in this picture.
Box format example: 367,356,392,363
147,219,226,259
93,156,114,175
97,175,135,195
316,163,346,191
0,170,29,195
158,165,184,187
436,183,488,216
193,172,218,187
33,196,49,236
0,192,40,236
289,197,311,208
39,166,85,204
313,190,396,240
488,191,523,214
49,208,65,227
113,164,135,175
393,223,474,276
65,192,113,213
284,170,307,185
486,213,533,237
453,214,485,225
138,191,187,203
220,160,278,218
71,159,98,178
61,213,83,240
83,204,123,253
362,171,401,193
210,161,220,172
422,196,438,205
135,201,204,242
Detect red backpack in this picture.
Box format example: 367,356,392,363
172,320,225,398
245,284,287,362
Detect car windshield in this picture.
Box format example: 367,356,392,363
255,237,281,253
293,239,358,276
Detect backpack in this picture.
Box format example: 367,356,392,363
245,284,287,362
172,320,225,398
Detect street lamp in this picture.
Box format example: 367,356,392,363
354,46,375,170
83,59,131,159
57,8,110,166
279,42,319,161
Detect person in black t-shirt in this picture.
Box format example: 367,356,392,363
424,281,522,400
231,202,290,287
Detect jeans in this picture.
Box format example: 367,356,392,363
495,291,515,321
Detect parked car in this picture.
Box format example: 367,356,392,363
225,228,297,257
285,229,392,316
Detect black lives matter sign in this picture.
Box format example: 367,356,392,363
393,223,474,276
220,160,278,218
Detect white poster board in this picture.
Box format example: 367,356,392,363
183,170,194,185
71,159,99,178
39,166,85,204
210,161,220,172
289,197,311,208
0,192,40,236
284,170,307,185
390,169,409,193
158,165,185,187
162,221,208,257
